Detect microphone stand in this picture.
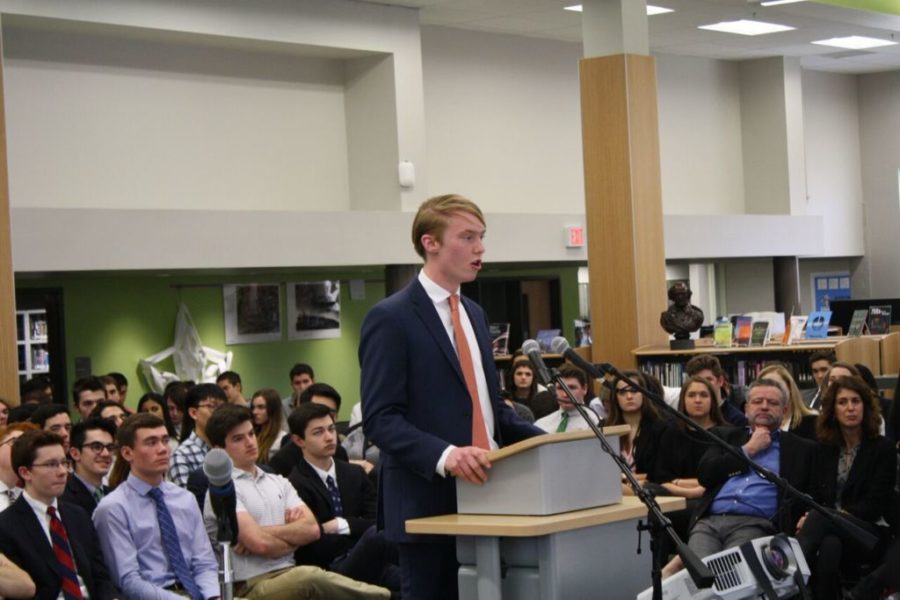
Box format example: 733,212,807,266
547,370,716,600
216,513,236,600
596,361,879,598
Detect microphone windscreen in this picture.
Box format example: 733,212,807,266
203,448,233,487
550,336,570,354
521,339,541,354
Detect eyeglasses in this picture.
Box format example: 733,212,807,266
616,387,639,396
81,442,118,454
31,460,73,472
197,401,223,410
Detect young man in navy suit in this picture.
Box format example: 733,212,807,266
0,429,117,600
360,194,543,599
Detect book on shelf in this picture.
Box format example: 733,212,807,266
805,310,832,339
867,305,892,335
489,323,510,356
750,321,770,347
847,309,868,337
787,316,808,344
734,316,753,346
714,319,733,348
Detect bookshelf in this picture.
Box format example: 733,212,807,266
633,336,897,389
16,309,50,382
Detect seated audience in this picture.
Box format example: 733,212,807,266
93,413,219,599
507,358,557,421
250,387,287,464
169,383,225,487
163,381,190,438
825,362,861,385
855,363,892,432
138,392,180,452
90,400,127,430
270,383,349,478
30,404,72,451
606,370,664,488
99,376,122,404
73,377,107,422
217,370,248,406
0,423,38,512
758,363,818,440
0,429,117,600
685,354,747,427
803,350,836,409
287,403,400,592
107,372,129,404
63,418,117,515
687,378,816,559
798,375,896,600
21,376,53,405
500,391,535,424
534,365,599,433
0,397,11,427
284,363,316,415
203,405,390,599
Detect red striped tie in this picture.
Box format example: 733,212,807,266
47,506,84,600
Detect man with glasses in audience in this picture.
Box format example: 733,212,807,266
0,423,38,512
94,413,220,599
0,429,117,599
63,418,117,516
686,378,816,558
30,404,73,451
169,383,225,487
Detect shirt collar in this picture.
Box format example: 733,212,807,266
235,466,265,482
73,472,98,495
126,472,160,497
22,489,57,516
418,270,459,304
305,457,336,482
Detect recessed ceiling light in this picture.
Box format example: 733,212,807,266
760,0,806,6
698,19,795,36
812,35,897,50
564,4,674,16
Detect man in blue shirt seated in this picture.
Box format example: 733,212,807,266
93,412,221,600
687,377,816,559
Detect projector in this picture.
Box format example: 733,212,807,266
637,535,810,600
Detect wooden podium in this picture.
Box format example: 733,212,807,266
406,427,687,600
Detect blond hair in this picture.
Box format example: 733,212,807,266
411,194,485,259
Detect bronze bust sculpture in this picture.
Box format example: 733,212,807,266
660,282,703,348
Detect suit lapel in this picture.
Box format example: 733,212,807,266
11,497,59,574
408,280,467,387
299,460,336,515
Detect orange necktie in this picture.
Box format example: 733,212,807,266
448,294,491,450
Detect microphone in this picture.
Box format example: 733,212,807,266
550,336,607,381
521,339,554,387
203,448,239,544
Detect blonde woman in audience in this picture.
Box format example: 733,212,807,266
759,363,818,441
250,387,286,464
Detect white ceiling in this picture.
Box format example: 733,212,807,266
354,0,900,73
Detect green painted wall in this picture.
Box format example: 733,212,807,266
17,263,583,418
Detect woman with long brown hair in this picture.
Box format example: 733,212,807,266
250,388,286,464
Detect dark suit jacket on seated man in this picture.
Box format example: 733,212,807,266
688,378,817,559
287,402,399,591
359,194,543,600
0,429,117,600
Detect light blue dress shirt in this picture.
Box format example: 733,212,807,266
93,473,219,600
710,430,781,520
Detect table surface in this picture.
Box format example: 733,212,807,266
406,496,686,538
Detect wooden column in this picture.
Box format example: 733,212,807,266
580,54,667,369
0,25,18,404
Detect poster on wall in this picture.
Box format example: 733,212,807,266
287,280,341,341
223,283,282,345
811,272,851,312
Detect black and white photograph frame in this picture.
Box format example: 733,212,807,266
223,283,282,344
287,280,341,341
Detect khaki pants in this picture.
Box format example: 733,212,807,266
240,566,391,600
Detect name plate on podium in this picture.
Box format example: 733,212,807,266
456,426,627,516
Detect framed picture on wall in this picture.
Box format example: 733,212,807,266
287,280,341,341
223,283,282,344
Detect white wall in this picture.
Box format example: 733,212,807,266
421,26,585,214
722,259,776,315
656,55,745,215
802,70,866,257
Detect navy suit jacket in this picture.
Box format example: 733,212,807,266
60,475,100,516
360,278,543,543
0,496,118,600
288,458,376,567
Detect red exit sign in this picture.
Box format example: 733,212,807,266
566,226,584,248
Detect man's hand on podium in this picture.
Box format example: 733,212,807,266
446,446,492,485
